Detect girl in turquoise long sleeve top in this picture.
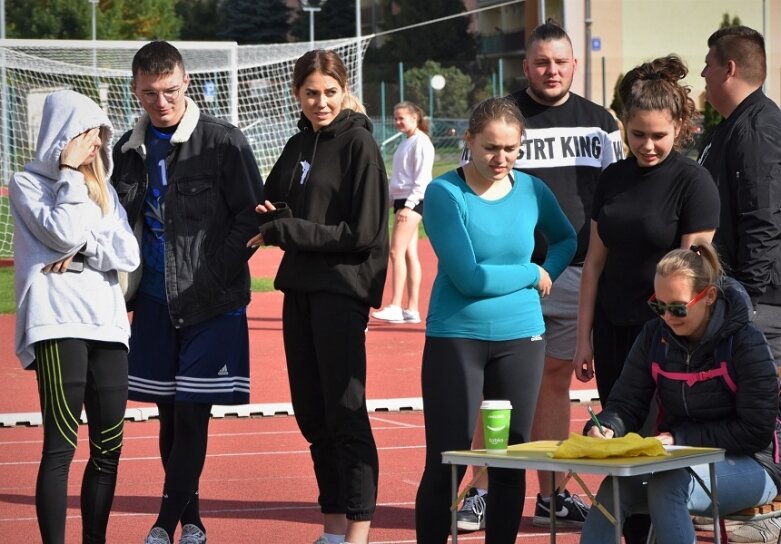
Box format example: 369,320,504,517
424,168,576,340
415,97,576,544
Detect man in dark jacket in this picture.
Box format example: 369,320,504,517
111,41,263,544
698,24,781,544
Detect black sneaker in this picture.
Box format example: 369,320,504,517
532,490,589,527
456,488,486,532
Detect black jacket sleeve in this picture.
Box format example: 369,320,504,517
730,109,781,302
212,126,264,283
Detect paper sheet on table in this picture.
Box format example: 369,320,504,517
550,432,669,459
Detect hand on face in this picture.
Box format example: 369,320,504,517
60,128,101,169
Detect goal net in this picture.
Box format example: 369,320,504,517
0,37,371,258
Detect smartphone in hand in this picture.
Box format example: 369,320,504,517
66,254,85,273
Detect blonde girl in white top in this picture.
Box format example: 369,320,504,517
372,101,435,324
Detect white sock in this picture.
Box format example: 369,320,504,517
322,533,345,544
475,488,487,496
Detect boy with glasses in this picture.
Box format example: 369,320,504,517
111,41,263,544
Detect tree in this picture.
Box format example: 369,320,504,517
177,0,221,41
382,0,476,65
218,0,293,44
403,61,473,118
609,73,624,118
100,0,182,40
5,0,181,40
6,0,88,39
290,0,357,42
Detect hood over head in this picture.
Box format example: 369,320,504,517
26,90,114,180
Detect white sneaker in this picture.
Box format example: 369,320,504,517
313,536,346,544
179,524,206,544
728,518,781,543
144,527,171,544
402,309,421,323
371,305,403,322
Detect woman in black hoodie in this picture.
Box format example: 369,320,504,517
247,50,389,544
580,241,780,543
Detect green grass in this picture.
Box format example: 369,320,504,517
0,267,15,314
251,277,276,292
432,160,460,178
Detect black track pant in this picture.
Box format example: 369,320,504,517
415,336,545,544
34,338,128,544
283,291,378,521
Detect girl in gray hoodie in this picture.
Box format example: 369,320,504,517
9,89,140,543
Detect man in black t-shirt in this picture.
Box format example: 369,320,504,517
456,20,624,535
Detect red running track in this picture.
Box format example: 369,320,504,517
0,240,718,542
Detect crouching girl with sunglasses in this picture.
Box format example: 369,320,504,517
579,241,781,544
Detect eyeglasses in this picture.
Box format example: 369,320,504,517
139,87,182,104
647,288,708,318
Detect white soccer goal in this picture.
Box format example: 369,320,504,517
0,37,371,258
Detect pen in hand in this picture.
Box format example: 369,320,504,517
588,405,606,436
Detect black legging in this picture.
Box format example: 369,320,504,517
415,336,545,544
34,338,128,544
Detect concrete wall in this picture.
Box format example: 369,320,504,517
570,0,778,110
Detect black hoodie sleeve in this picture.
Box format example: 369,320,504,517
583,322,659,437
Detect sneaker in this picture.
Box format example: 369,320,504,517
728,518,781,543
179,524,207,544
402,309,421,323
456,488,486,532
691,515,741,531
313,537,346,544
371,305,403,322
532,490,590,527
144,527,171,544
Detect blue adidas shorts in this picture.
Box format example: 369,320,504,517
128,293,250,405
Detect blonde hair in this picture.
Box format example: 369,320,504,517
656,239,723,293
80,155,109,215
342,91,366,114
79,128,110,215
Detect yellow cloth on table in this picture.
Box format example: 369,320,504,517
550,432,669,459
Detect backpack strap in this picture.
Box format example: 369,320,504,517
650,332,735,392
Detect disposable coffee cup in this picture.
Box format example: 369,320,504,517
481,400,512,453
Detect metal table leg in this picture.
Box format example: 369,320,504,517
612,475,622,544
710,462,721,544
549,471,557,543
451,464,458,543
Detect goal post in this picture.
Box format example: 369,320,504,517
0,37,371,258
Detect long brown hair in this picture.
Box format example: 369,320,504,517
292,49,367,115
